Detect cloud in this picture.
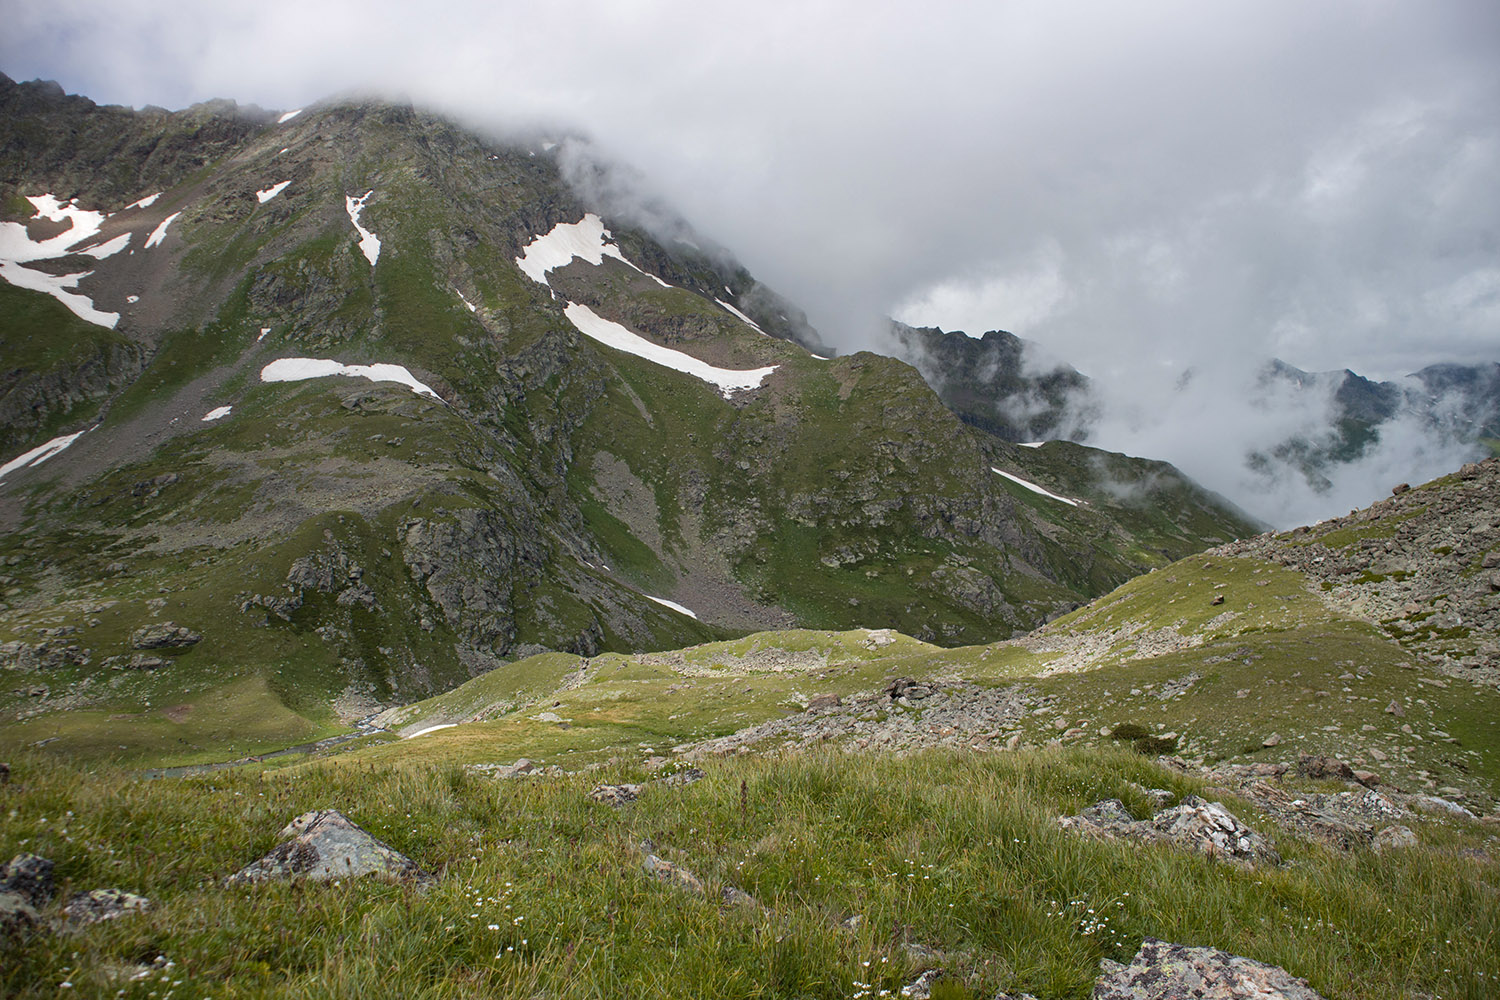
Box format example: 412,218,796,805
3,0,1497,521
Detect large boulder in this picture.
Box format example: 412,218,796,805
228,809,431,885
1094,938,1327,999
63,888,150,926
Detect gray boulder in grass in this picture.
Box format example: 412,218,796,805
228,809,431,886
1094,938,1327,999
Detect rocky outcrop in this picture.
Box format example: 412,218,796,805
0,637,86,671
228,809,431,886
401,509,538,656
1094,937,1327,999
63,888,150,926
0,853,53,934
1059,796,1279,865
1221,457,1500,683
130,622,201,650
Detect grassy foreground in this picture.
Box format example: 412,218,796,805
2,747,1496,999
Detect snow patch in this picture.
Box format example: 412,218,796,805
79,233,131,259
514,213,669,287
646,595,699,620
344,191,381,266
256,180,291,204
277,109,303,124
1018,441,1047,449
404,723,457,739
715,297,768,335
202,406,232,422
258,327,271,341
0,263,119,327
261,357,441,400
126,295,139,304
456,289,477,313
125,192,161,210
144,211,182,249
0,429,88,485
991,467,1081,506
562,302,776,398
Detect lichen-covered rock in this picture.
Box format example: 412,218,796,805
1371,824,1418,853
63,888,149,926
1092,937,1327,999
1148,796,1280,864
228,809,430,885
130,622,202,650
590,783,643,807
1060,796,1278,865
641,849,704,895
0,853,55,937
2,853,55,908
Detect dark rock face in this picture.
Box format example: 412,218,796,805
0,639,86,671
0,853,54,936
885,321,1092,443
129,622,202,650
1093,937,1327,999
228,809,430,885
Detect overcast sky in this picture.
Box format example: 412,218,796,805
4,0,1497,522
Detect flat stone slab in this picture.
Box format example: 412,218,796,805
228,809,431,886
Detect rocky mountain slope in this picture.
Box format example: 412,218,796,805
0,74,1259,759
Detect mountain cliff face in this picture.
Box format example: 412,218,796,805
0,75,1256,756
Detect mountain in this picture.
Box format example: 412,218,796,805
0,75,1259,759
887,319,1498,514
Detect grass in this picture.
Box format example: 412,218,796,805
0,746,1494,999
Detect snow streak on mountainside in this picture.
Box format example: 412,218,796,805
517,215,779,396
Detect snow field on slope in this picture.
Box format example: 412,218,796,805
277,109,303,124
991,467,1081,506
514,214,668,288
714,298,770,336
646,595,699,620
0,429,88,485
202,406,233,422
0,195,120,327
563,303,776,397
344,192,381,265
144,211,182,249
256,181,291,204
261,358,441,400
125,193,161,210
520,216,780,395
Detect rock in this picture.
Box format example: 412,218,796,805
1411,795,1477,820
1297,754,1356,782
1261,733,1282,747
1352,770,1380,787
805,694,841,712
1149,797,1280,864
590,783,644,807
1371,825,1418,853
1210,594,1225,606
119,653,168,670
641,850,704,895
900,969,944,998
228,809,431,885
0,853,55,937
886,678,933,701
1392,483,1410,495
63,888,149,926
0,762,7,784
719,885,758,909
658,767,704,787
129,622,201,650
2,853,55,908
0,891,39,936
1384,701,1404,717
1092,937,1327,998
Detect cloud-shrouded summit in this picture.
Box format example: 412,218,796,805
5,0,1496,523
